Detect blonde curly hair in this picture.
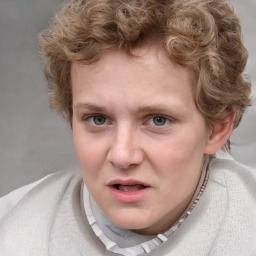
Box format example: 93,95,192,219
38,0,251,148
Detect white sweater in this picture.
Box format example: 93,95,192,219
0,155,256,255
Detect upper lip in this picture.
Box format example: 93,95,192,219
107,179,150,187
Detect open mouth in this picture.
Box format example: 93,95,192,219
113,184,147,192
108,180,151,202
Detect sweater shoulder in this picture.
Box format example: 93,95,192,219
0,167,82,221
209,156,256,190
0,168,86,255
208,157,256,255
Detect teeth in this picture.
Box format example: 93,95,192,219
118,184,145,192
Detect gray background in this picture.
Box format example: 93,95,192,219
0,0,255,197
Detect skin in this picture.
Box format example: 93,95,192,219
71,46,223,236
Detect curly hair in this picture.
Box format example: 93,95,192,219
38,0,251,148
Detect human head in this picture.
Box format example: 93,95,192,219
70,47,214,235
38,0,251,149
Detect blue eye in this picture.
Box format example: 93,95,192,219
149,116,169,126
87,115,107,125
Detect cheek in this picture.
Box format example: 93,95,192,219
173,125,208,156
153,135,205,204
73,128,105,172
148,131,206,187
150,133,202,165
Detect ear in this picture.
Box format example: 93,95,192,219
204,114,235,155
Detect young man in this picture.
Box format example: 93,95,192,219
0,0,255,255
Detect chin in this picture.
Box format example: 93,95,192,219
108,211,152,231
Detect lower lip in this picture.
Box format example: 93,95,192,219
109,186,151,203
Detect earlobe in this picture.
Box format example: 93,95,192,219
204,114,235,155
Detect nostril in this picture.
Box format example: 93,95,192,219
107,134,144,169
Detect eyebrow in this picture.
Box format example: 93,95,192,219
73,103,111,113
137,105,174,113
73,102,185,115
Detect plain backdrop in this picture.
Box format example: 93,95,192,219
0,0,255,197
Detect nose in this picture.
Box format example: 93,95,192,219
107,126,144,169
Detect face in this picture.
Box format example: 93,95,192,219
72,47,212,236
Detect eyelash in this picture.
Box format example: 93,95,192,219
82,114,173,127
146,115,171,127
83,114,110,126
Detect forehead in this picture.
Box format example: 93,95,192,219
71,46,193,86
71,46,196,113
